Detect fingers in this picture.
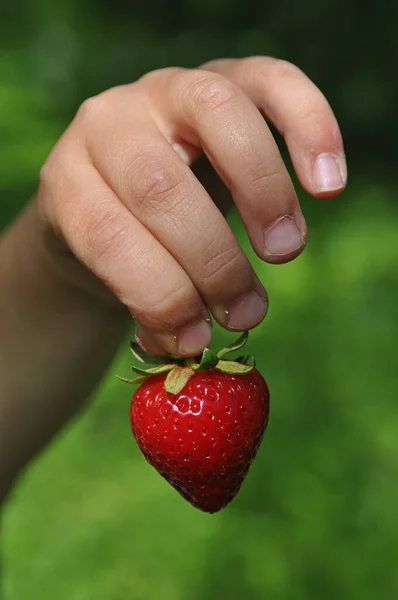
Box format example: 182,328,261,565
147,68,307,264
39,152,213,357
83,92,268,331
40,57,345,357
202,56,347,198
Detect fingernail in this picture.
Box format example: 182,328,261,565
313,153,346,193
264,216,305,257
225,291,267,331
135,324,167,355
177,320,212,356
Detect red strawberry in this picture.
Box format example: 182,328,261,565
120,332,269,514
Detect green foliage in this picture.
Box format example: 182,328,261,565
1,1,398,599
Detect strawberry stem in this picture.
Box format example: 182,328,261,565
194,347,219,371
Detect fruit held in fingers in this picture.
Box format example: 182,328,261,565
120,332,270,513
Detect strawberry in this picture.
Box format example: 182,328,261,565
119,332,269,513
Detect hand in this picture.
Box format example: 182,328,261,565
38,56,346,357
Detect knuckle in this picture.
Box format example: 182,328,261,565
202,243,246,288
294,103,328,141
138,286,201,331
76,96,99,122
248,164,285,194
76,92,114,125
130,153,188,206
300,103,328,125
143,289,186,328
273,58,301,74
241,55,273,72
265,57,303,79
138,66,183,88
185,72,238,113
244,56,304,85
247,167,297,212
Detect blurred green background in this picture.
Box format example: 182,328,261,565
1,1,398,598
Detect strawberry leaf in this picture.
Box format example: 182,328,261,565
215,359,254,374
131,364,177,376
217,331,249,359
164,366,195,395
235,355,256,367
116,374,148,385
130,342,174,365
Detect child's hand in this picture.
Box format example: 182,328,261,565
38,57,346,357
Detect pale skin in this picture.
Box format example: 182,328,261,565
0,57,346,502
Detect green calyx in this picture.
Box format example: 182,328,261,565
117,331,255,395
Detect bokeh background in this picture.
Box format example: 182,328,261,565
2,1,398,598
